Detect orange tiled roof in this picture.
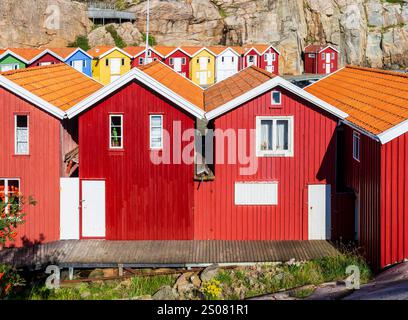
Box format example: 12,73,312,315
46,47,78,59
205,66,276,111
179,46,207,56
243,44,271,55
87,46,115,58
138,61,204,109
206,46,228,55
123,46,145,57
153,46,177,57
6,48,43,61
306,66,408,135
1,64,103,111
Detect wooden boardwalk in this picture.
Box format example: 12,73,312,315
0,240,340,269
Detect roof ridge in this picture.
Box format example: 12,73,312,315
346,65,408,79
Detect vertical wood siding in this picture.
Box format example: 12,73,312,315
0,88,61,247
380,133,408,268
304,48,338,74
163,51,190,77
258,49,280,75
343,125,381,269
194,88,338,240
79,81,195,240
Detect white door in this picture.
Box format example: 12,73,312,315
308,184,331,240
72,60,83,73
325,54,331,74
173,58,182,72
198,71,208,85
110,58,121,75
60,178,79,240
82,180,106,238
199,57,208,70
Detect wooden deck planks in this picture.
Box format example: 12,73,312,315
0,240,340,269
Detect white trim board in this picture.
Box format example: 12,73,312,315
66,66,205,119
0,74,65,119
92,47,133,59
63,48,93,61
0,50,30,64
205,76,349,120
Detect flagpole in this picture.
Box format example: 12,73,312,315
144,0,150,64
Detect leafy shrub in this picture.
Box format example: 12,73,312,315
68,35,90,51
0,264,25,299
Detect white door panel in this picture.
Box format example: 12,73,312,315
308,184,331,240
82,180,106,238
60,178,80,240
110,58,121,74
174,58,182,72
72,60,83,73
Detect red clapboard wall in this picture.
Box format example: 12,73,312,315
78,81,195,240
380,132,408,269
194,87,339,240
163,50,190,78
0,87,61,247
258,48,280,75
28,53,62,68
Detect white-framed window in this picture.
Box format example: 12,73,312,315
248,55,255,63
181,57,186,65
83,60,87,68
271,91,281,105
15,115,29,155
331,52,335,60
147,50,152,57
309,54,315,58
139,57,144,65
256,116,294,157
109,114,123,149
169,58,174,65
353,131,360,162
150,115,163,149
0,178,20,206
322,53,326,60
0,64,19,72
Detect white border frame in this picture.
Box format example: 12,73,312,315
14,114,29,155
256,116,294,157
271,90,281,105
149,114,163,150
352,131,360,162
109,114,123,149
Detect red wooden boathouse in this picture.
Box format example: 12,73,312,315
304,44,338,75
307,66,408,270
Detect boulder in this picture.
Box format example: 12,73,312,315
200,264,220,282
152,285,179,300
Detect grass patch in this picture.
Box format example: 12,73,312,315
141,33,157,46
18,274,176,300
68,35,90,51
105,25,127,49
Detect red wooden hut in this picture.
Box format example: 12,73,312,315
124,46,164,68
307,66,408,270
155,46,191,78
242,45,280,75
0,64,102,246
304,44,338,75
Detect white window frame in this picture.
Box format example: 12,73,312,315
353,131,360,162
39,62,52,66
14,114,29,155
309,54,315,58
0,63,19,71
181,57,186,65
256,116,294,157
150,115,163,150
271,90,281,105
147,51,152,58
331,52,335,60
0,178,20,207
109,114,123,149
83,60,87,68
322,53,326,60
169,58,174,65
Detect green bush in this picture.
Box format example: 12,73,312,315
105,25,127,49
141,33,157,46
0,264,25,299
68,35,90,51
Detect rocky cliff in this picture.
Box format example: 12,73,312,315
1,0,407,74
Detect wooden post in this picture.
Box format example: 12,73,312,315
69,267,74,280
118,264,124,276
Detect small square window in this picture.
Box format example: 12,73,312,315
331,52,335,60
110,115,123,149
353,131,360,162
181,57,186,65
322,53,326,60
271,91,281,105
147,51,152,57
